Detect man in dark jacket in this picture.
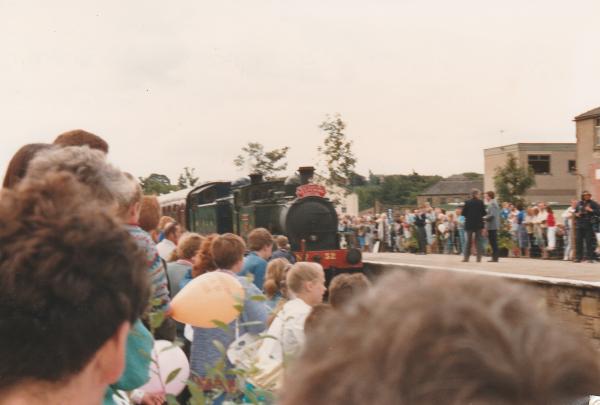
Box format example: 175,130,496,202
461,189,487,262
574,190,600,263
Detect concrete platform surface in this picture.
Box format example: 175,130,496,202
363,252,600,287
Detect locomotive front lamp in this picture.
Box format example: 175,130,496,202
309,235,318,241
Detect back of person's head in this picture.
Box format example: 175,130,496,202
115,173,143,220
174,232,204,261
2,143,53,189
304,303,333,336
276,235,290,249
211,233,246,270
26,146,132,206
263,258,291,299
53,129,109,154
163,220,181,242
0,172,149,392
286,262,324,295
138,195,161,233
158,216,175,231
247,227,273,251
281,272,600,405
328,273,371,309
192,234,219,277
471,188,480,198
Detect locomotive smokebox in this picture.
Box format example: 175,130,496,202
298,166,315,185
249,173,263,185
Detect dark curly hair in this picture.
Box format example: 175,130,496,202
0,172,150,390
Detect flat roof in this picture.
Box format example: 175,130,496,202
484,142,575,155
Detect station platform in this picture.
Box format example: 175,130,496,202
363,252,600,288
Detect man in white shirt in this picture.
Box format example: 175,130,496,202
156,221,181,261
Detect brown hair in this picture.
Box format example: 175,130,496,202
286,262,324,295
303,303,332,336
211,233,246,270
486,190,495,199
247,227,273,251
53,129,109,153
138,195,160,233
158,216,175,231
328,273,371,309
275,235,290,249
192,234,219,277
175,233,204,261
2,143,53,189
263,258,291,299
0,172,149,390
280,272,600,405
163,221,180,239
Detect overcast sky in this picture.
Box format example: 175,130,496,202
2,0,600,183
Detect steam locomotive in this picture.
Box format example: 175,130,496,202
158,166,362,272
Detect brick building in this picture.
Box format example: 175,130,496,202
484,143,576,205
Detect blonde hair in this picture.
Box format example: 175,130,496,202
286,262,324,294
263,258,291,299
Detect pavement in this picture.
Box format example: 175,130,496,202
363,252,600,287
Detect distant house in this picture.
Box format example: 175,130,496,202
417,175,483,207
484,143,576,205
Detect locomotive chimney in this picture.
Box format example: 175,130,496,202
298,166,315,185
249,173,263,185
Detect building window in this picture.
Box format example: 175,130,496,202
528,155,551,174
568,160,576,173
596,119,600,147
427,198,432,204
440,197,447,204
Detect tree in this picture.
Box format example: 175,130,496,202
353,173,442,210
233,142,290,179
318,114,356,189
493,153,535,204
177,167,199,189
138,173,178,195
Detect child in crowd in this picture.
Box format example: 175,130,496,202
190,234,268,402
271,235,297,263
328,273,371,309
263,258,292,310
240,227,273,289
251,262,327,391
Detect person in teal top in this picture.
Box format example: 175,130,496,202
103,320,154,405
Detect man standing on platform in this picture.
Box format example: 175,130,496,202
574,191,600,263
484,191,501,262
461,189,486,263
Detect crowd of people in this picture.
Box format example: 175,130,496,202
2,130,600,405
340,189,600,263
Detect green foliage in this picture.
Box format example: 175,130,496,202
139,173,179,195
234,142,290,179
177,167,199,189
318,114,357,189
354,173,443,210
493,153,535,205
461,172,483,180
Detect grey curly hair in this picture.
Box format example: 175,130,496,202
26,146,136,207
